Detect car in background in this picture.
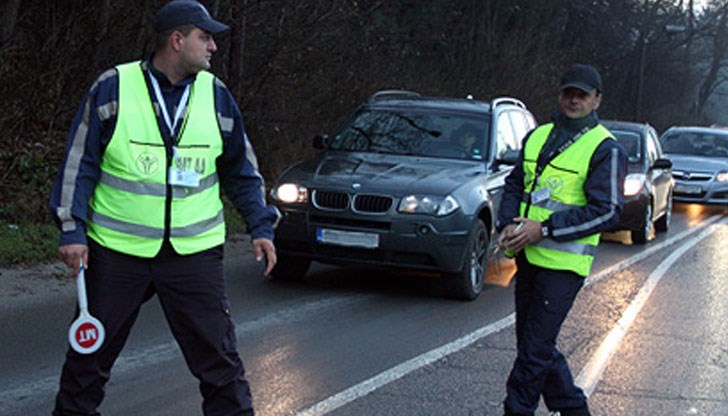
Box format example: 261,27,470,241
269,90,537,300
602,120,673,244
660,126,728,205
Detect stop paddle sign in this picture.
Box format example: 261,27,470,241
68,262,105,354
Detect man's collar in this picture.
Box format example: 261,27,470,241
552,111,599,132
143,57,196,88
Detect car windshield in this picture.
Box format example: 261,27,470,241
329,109,490,161
661,131,728,158
611,130,641,163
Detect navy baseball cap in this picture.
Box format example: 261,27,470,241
154,0,229,35
560,64,603,93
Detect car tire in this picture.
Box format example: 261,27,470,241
270,254,311,281
655,193,672,233
631,203,653,245
443,219,488,301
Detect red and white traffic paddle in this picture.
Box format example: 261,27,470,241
68,260,105,354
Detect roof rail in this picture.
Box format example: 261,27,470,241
368,90,421,102
490,97,526,111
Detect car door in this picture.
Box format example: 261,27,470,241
647,128,671,216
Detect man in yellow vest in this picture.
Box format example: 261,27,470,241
496,64,627,416
49,1,279,415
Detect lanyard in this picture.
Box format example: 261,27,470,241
523,125,590,218
149,73,191,140
534,125,590,180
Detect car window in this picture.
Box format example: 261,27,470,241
329,109,490,161
495,111,518,159
611,129,641,163
648,129,664,157
508,111,529,147
661,130,728,157
645,130,659,164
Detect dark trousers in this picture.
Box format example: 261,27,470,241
53,240,253,416
503,256,587,416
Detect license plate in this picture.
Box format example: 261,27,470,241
316,228,379,249
674,183,702,194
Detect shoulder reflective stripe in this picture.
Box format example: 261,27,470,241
99,171,166,196
58,101,92,232
170,209,224,237
171,172,219,198
89,209,165,239
532,238,597,256
217,113,234,133
97,101,118,121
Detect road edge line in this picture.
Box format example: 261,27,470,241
294,215,723,416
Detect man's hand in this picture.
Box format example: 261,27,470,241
497,217,543,254
252,238,277,276
57,244,88,277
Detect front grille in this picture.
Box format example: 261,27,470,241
353,194,393,213
313,190,350,210
672,170,713,181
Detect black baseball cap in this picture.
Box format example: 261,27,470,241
560,64,602,93
154,0,229,35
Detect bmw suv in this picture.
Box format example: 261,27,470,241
269,90,537,300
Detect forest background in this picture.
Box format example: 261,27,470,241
1,0,727,265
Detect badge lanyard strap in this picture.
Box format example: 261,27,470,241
523,125,590,218
149,73,191,166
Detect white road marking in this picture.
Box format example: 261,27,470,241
294,215,724,416
576,217,725,397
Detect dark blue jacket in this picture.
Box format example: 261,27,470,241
496,111,627,242
49,59,279,247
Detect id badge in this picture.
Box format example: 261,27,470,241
168,166,200,188
531,186,550,205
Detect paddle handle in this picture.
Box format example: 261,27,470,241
76,260,88,312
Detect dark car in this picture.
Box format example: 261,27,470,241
660,126,728,205
602,120,673,244
269,90,537,300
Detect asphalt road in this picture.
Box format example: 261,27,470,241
1,203,726,416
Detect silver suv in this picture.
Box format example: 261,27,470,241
269,91,536,300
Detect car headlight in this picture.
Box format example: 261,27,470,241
716,171,728,182
273,183,308,203
398,195,459,216
624,173,645,196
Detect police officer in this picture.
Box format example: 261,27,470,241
496,64,627,416
49,1,279,415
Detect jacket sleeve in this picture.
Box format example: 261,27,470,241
548,139,627,241
49,69,118,246
214,79,280,241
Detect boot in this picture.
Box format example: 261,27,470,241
558,403,591,416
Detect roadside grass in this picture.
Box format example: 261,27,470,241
0,201,247,268
0,222,59,267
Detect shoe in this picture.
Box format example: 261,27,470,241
558,404,590,416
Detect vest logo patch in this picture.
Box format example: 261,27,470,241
545,176,564,195
136,152,160,176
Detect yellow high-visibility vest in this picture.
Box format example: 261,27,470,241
520,123,614,276
87,61,225,257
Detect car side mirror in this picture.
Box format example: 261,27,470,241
313,134,330,150
653,158,672,169
496,148,520,166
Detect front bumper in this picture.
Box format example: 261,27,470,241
273,206,475,273
673,179,728,205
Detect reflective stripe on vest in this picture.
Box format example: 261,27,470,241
87,61,225,257
519,123,614,276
